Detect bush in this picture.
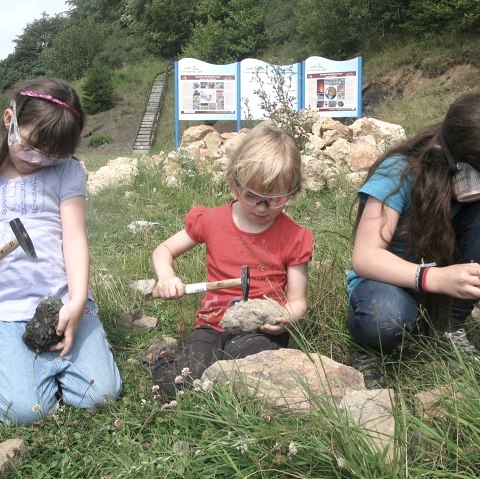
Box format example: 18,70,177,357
87,134,113,148
82,66,115,114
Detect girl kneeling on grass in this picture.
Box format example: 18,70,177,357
0,78,121,425
347,92,480,388
150,122,314,398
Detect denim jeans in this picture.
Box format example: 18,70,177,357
349,201,480,353
0,300,122,425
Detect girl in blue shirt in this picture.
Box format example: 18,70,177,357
348,92,480,386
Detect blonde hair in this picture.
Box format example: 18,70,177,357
226,122,303,195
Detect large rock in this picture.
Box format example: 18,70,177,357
87,157,139,194
202,349,396,458
202,349,365,411
350,117,405,152
23,297,64,352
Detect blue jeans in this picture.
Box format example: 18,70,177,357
349,201,480,353
0,300,122,425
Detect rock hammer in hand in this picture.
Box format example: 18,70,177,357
153,265,250,301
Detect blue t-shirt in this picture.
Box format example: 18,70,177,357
346,155,411,296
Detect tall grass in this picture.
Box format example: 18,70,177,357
2,159,480,478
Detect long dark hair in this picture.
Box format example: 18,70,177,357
353,92,480,266
0,77,85,167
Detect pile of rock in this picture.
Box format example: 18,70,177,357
157,112,405,190
85,112,405,194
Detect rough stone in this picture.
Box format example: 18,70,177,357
0,439,25,475
87,157,139,194
129,278,156,296
120,310,158,330
22,297,64,352
219,298,285,333
202,349,365,411
339,388,395,458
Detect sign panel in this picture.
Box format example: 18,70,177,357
177,58,237,120
304,56,362,118
240,58,299,120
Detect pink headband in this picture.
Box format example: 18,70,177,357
19,90,81,117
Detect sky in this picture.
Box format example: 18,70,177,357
0,0,70,61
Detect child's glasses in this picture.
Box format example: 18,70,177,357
7,101,68,166
234,175,298,209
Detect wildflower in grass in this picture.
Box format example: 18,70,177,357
151,384,160,393
193,379,203,391
161,400,177,410
202,379,213,392
235,442,248,454
174,375,184,384
287,442,298,456
32,404,41,412
336,456,346,469
181,367,191,377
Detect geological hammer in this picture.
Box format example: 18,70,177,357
0,218,37,260
153,265,250,301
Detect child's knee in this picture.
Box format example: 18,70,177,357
0,392,55,425
348,313,411,352
63,377,122,409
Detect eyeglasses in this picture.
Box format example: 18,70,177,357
234,175,298,209
7,101,68,166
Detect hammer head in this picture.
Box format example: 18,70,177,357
241,265,250,301
9,218,37,259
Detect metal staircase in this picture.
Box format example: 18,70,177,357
132,72,167,153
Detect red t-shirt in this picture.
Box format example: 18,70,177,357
185,202,314,330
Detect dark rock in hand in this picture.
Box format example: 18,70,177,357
23,297,64,352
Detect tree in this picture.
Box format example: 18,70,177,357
183,0,267,63
295,0,369,58
42,21,106,80
0,13,68,91
403,0,480,37
81,65,115,113
142,0,196,58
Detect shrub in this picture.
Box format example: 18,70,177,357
82,66,115,114
87,134,113,148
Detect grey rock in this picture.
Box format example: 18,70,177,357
22,297,64,352
219,298,284,333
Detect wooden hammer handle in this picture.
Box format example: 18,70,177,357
187,278,242,294
0,239,19,259
152,277,242,297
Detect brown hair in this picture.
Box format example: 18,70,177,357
353,92,480,266
1,77,85,166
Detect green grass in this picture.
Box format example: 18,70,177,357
3,37,480,478
3,159,480,478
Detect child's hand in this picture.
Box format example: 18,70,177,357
428,263,480,299
50,301,84,357
260,317,291,335
153,276,186,299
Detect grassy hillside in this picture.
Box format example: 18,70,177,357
2,37,480,478
73,34,480,171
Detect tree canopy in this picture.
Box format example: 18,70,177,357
0,0,479,92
